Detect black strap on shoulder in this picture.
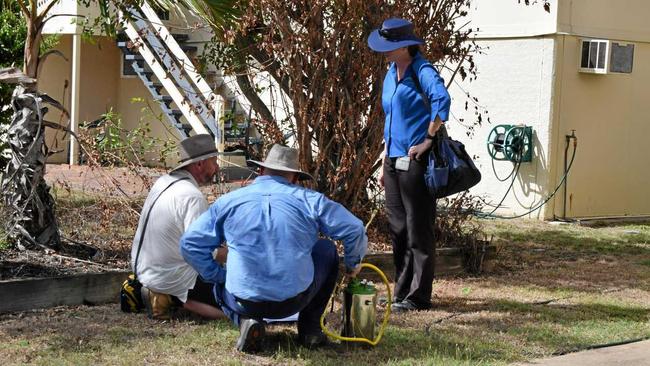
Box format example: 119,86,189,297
410,63,448,139
133,176,190,277
409,63,431,113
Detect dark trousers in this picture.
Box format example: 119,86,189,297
211,239,339,335
384,157,436,308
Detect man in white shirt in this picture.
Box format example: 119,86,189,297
131,134,226,320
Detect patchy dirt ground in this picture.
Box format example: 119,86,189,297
45,164,161,198
2,173,650,364
0,222,648,365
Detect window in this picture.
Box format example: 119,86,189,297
579,39,609,74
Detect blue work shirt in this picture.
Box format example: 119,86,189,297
382,53,451,158
180,175,368,302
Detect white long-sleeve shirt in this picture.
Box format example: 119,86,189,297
131,169,208,302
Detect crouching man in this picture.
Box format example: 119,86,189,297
131,134,226,320
180,144,367,352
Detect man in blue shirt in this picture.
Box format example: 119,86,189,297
180,144,367,353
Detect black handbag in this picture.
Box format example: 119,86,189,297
120,176,189,313
408,63,481,198
424,129,481,198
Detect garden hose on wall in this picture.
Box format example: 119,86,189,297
486,124,533,163
320,263,391,346
480,126,578,219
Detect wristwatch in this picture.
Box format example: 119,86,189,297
425,133,436,140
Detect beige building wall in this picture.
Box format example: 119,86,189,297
40,35,72,164
39,35,185,166
453,0,650,219
114,76,183,167
557,0,650,42
41,36,123,164
78,37,120,127
552,35,650,218
548,0,650,218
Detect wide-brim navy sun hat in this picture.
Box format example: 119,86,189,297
368,18,424,52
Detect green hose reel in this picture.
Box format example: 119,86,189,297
486,124,533,163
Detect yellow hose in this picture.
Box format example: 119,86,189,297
319,263,391,346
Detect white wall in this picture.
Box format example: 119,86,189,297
467,0,558,38
444,37,557,218
40,0,100,35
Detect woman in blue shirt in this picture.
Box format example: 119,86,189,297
368,18,451,312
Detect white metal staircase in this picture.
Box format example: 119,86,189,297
117,3,224,143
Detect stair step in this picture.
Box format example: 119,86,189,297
180,44,198,53
116,41,137,53
170,109,184,117
144,81,164,92
156,95,174,105
125,54,144,61
171,33,189,42
140,70,156,78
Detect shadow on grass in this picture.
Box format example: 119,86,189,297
432,296,650,355
182,299,648,364
493,227,650,257
3,298,649,365
256,326,517,365
446,297,650,323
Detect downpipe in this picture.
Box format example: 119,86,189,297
563,130,577,220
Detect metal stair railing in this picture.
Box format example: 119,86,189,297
132,5,222,136
119,5,224,143
139,3,223,126
121,14,209,136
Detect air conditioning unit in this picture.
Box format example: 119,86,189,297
579,39,610,74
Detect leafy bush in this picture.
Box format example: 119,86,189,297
79,108,175,167
0,5,26,168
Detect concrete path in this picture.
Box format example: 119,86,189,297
517,340,650,365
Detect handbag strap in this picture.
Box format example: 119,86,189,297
409,63,450,140
133,176,190,277
409,63,431,114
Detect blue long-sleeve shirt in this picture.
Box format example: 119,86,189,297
382,52,451,158
180,175,368,302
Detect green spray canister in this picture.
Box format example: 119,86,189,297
341,278,377,341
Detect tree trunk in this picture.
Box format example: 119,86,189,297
23,17,41,86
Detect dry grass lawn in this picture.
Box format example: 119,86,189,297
1,217,649,365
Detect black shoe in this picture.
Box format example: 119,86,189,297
391,300,431,313
236,318,265,353
298,331,330,349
